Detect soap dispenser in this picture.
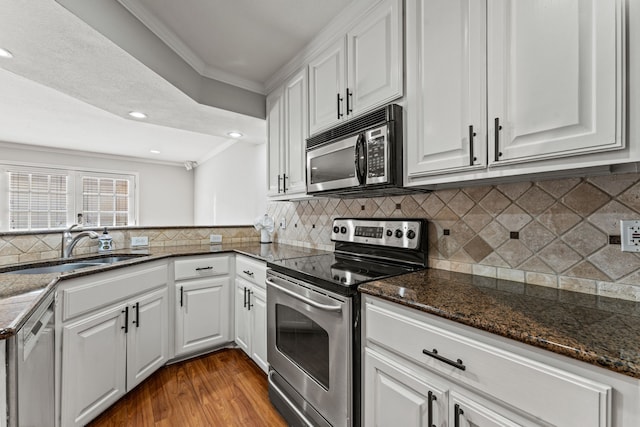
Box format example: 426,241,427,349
98,227,113,252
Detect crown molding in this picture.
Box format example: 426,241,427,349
264,0,381,93
0,141,184,167
118,0,266,95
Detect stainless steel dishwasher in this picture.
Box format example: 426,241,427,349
8,292,55,427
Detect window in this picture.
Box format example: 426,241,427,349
8,171,69,230
81,176,131,227
1,165,137,231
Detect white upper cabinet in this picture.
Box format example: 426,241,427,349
308,0,403,135
406,0,625,184
488,0,623,165
406,0,487,176
347,0,403,118
309,38,347,135
267,68,308,199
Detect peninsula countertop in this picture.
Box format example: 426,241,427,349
0,243,326,339
359,268,640,380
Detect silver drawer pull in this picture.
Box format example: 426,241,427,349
195,266,213,271
266,278,342,313
243,270,254,277
422,348,466,371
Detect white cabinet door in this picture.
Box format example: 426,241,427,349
487,0,623,165
234,277,251,354
450,391,522,427
61,303,127,427
364,349,447,427
284,68,308,195
249,285,268,373
406,0,487,177
308,37,347,135
347,0,403,117
126,287,168,390
267,88,284,196
175,276,231,356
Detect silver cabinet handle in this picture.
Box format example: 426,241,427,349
266,278,342,312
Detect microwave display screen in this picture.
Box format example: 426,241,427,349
309,146,356,185
367,136,386,178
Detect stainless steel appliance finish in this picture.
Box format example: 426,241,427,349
8,292,55,427
267,271,352,427
306,104,412,198
267,218,428,427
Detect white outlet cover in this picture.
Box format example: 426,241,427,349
131,236,149,247
620,220,640,252
210,234,222,243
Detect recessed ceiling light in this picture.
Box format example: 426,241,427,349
0,48,13,59
150,149,161,154
128,111,147,119
227,131,243,138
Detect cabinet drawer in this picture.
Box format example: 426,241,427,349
61,262,168,321
174,255,230,280
235,255,267,288
365,298,610,427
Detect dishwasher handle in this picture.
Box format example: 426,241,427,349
22,304,54,361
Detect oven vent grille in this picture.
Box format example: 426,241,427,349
306,104,401,149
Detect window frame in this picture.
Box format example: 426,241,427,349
1,162,138,232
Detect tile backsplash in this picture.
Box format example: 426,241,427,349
0,226,259,265
267,173,640,301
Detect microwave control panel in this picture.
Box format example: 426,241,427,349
365,125,388,182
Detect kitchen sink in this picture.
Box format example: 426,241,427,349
7,255,143,275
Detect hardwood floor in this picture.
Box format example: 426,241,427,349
87,349,287,427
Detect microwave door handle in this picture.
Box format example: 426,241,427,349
355,134,366,185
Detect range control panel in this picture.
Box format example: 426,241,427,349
331,218,424,249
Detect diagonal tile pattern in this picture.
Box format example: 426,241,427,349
266,173,640,301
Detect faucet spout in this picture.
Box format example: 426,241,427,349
61,224,100,258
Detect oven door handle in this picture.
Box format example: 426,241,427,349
268,371,315,427
266,279,343,313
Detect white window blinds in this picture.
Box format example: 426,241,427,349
81,176,131,227
8,171,69,230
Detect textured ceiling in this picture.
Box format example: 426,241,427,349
0,0,351,164
120,0,353,92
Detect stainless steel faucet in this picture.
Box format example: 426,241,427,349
61,224,100,258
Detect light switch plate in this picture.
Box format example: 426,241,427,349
620,220,640,252
131,236,149,247
210,234,222,244
280,218,286,229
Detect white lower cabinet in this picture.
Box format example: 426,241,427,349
58,262,169,427
234,255,268,372
363,295,613,427
173,255,232,357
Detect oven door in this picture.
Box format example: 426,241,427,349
307,134,363,193
266,271,352,427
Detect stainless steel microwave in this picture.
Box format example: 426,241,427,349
306,104,405,198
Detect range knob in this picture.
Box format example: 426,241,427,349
386,229,393,237
340,226,348,234
395,229,403,238
333,226,340,234
406,230,416,239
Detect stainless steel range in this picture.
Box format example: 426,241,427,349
266,218,428,427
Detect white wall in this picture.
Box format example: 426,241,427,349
194,142,267,225
0,142,194,225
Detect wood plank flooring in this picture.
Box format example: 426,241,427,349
87,348,287,427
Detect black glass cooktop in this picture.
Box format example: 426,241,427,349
268,253,423,296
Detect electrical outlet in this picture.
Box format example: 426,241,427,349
210,234,222,244
131,236,149,247
620,220,640,252
280,218,286,229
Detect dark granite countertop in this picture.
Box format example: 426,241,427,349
359,268,640,380
0,243,327,339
